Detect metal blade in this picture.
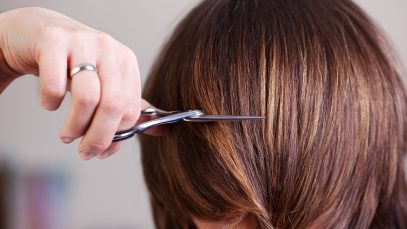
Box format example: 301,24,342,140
183,115,266,122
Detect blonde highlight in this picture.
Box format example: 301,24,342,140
140,0,407,228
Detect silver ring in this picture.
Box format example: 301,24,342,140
69,63,96,77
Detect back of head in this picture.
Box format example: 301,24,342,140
140,0,407,228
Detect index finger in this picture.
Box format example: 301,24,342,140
78,57,124,159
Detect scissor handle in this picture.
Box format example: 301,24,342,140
112,110,203,142
112,126,137,142
141,106,178,116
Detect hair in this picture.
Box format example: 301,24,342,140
139,0,407,228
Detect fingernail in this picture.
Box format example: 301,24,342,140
81,151,95,160
61,137,73,144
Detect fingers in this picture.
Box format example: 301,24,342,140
116,49,142,131
78,61,123,159
59,69,100,146
96,48,141,159
38,38,67,110
77,41,140,160
54,32,145,160
6,9,148,160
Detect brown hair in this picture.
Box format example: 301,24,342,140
140,0,407,228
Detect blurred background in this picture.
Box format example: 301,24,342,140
0,0,406,228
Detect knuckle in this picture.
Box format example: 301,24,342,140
121,99,141,124
76,92,100,108
41,25,65,39
70,31,92,47
38,26,67,49
41,83,65,99
122,108,138,123
96,32,116,48
96,33,120,61
101,98,124,118
122,47,139,71
123,46,136,60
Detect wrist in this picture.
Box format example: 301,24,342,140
0,42,19,95
0,49,13,94
0,11,20,94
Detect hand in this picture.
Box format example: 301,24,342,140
0,7,145,160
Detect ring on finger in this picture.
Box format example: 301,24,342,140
69,63,97,77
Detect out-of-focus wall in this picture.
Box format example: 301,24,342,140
0,0,406,228
357,0,407,79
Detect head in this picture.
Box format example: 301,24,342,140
140,0,407,228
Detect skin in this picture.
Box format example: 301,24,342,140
0,7,148,160
0,7,247,226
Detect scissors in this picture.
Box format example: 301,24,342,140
112,106,265,142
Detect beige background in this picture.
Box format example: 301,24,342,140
0,1,406,228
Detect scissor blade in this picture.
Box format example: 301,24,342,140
183,115,266,122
